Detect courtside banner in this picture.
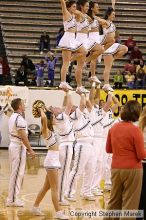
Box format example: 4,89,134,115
0,86,29,107
100,89,146,117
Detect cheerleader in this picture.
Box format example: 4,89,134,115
58,0,88,93
32,101,68,219
87,1,107,83
85,83,114,196
49,92,75,206
75,0,104,85
102,7,128,92
65,93,95,201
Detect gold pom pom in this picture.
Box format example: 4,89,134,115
32,100,46,118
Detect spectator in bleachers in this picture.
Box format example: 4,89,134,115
56,27,64,46
129,46,143,65
135,69,145,89
45,51,58,87
125,71,135,89
0,57,10,85
113,70,124,89
136,59,146,75
125,35,136,52
39,32,50,55
35,60,47,87
15,65,28,86
21,55,36,80
124,60,136,74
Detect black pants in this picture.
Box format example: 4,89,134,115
114,82,123,89
138,162,146,220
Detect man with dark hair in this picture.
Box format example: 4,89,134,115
6,98,35,207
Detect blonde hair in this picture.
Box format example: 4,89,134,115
139,106,146,131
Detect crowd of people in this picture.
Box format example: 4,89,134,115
113,35,145,89
0,79,145,219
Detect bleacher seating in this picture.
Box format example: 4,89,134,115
0,0,146,87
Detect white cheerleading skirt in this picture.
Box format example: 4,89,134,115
89,32,106,45
104,43,121,55
44,150,61,170
58,32,82,51
76,33,96,51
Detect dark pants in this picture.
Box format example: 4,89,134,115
138,162,146,220
0,75,3,85
114,82,123,89
48,69,54,87
40,42,50,52
15,76,28,86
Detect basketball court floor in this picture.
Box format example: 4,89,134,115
0,150,109,220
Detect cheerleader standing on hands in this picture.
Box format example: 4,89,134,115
75,0,104,86
87,1,107,83
58,0,88,93
102,7,128,92
32,102,68,219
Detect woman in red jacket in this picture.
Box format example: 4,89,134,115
104,100,146,219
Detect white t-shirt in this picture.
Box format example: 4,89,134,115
9,112,28,145
70,108,94,141
90,105,106,138
102,109,115,138
55,112,75,143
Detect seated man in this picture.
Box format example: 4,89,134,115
135,69,145,89
15,65,28,86
125,35,136,52
129,46,143,65
39,32,50,54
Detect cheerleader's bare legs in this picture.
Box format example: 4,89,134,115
88,45,104,83
33,170,60,212
113,45,128,60
103,55,114,91
103,45,128,92
112,0,116,9
60,50,72,90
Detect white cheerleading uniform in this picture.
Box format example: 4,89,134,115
55,112,75,202
76,16,96,51
7,112,28,203
58,16,82,51
102,109,115,185
90,105,107,190
89,17,105,45
43,132,61,170
104,21,121,55
65,108,94,198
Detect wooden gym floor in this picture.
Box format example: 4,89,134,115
0,150,109,220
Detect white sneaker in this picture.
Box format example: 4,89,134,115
59,82,73,91
6,201,14,207
76,86,89,94
54,210,69,219
65,196,76,202
40,51,43,55
102,84,114,92
92,188,104,196
14,199,24,207
81,194,96,201
89,76,101,84
32,207,44,216
59,200,70,206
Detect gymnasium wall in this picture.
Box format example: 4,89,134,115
0,86,146,147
